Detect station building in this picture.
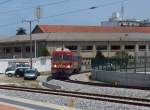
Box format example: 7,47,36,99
1,25,150,65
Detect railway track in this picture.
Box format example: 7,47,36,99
66,70,150,90
65,79,150,90
0,85,150,107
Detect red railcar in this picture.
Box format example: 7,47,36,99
51,48,81,79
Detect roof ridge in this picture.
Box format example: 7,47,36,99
35,25,150,33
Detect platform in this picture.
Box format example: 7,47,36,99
0,95,79,110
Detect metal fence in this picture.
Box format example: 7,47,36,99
92,51,150,74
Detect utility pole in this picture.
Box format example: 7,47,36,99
107,41,110,63
145,41,147,75
23,20,36,69
120,37,122,71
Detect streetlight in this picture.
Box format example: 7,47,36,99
23,20,36,69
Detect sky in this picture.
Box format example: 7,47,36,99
0,0,149,36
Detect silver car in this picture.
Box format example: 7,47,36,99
5,67,15,77
24,69,39,80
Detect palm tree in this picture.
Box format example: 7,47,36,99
16,27,27,35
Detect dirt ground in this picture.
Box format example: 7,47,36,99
0,74,50,88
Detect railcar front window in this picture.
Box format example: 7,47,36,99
63,55,72,61
54,55,62,61
53,55,72,61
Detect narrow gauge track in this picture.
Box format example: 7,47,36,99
0,85,150,107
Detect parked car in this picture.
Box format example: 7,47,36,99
103,63,115,71
5,64,30,77
5,67,16,77
16,64,30,68
14,67,30,78
24,68,39,80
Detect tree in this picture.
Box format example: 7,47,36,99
91,51,106,67
41,47,50,56
113,51,129,66
16,27,27,35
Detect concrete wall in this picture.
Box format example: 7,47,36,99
0,57,51,73
92,70,150,87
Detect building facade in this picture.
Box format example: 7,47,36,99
0,25,150,65
101,12,150,27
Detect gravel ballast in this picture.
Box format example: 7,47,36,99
0,89,149,110
0,79,150,110
1,72,150,110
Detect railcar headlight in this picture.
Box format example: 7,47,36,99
66,65,71,68
53,64,57,68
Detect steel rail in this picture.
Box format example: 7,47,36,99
0,85,150,107
65,79,150,90
67,70,150,90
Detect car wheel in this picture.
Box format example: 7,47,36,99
16,74,20,78
7,73,12,77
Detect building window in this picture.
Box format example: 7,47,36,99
125,45,135,50
111,45,120,50
149,46,150,50
26,46,34,52
6,48,11,53
65,46,77,50
26,46,30,52
81,46,93,51
0,48,2,53
14,47,21,53
96,45,107,50
139,45,146,51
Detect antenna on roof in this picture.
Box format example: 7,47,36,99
121,0,128,20
34,6,43,24
121,1,124,20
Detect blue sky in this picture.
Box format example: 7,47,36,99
0,0,149,36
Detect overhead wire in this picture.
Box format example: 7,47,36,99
0,0,70,14
41,0,128,19
0,0,128,28
0,22,19,27
0,0,12,5
0,0,72,28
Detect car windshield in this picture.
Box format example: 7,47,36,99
16,64,30,67
6,67,15,72
25,70,36,74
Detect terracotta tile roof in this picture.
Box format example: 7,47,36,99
34,25,150,33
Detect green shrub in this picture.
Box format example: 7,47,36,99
41,48,50,56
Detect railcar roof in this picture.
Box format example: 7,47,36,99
52,51,73,55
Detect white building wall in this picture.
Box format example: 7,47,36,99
32,57,51,73
0,57,51,74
